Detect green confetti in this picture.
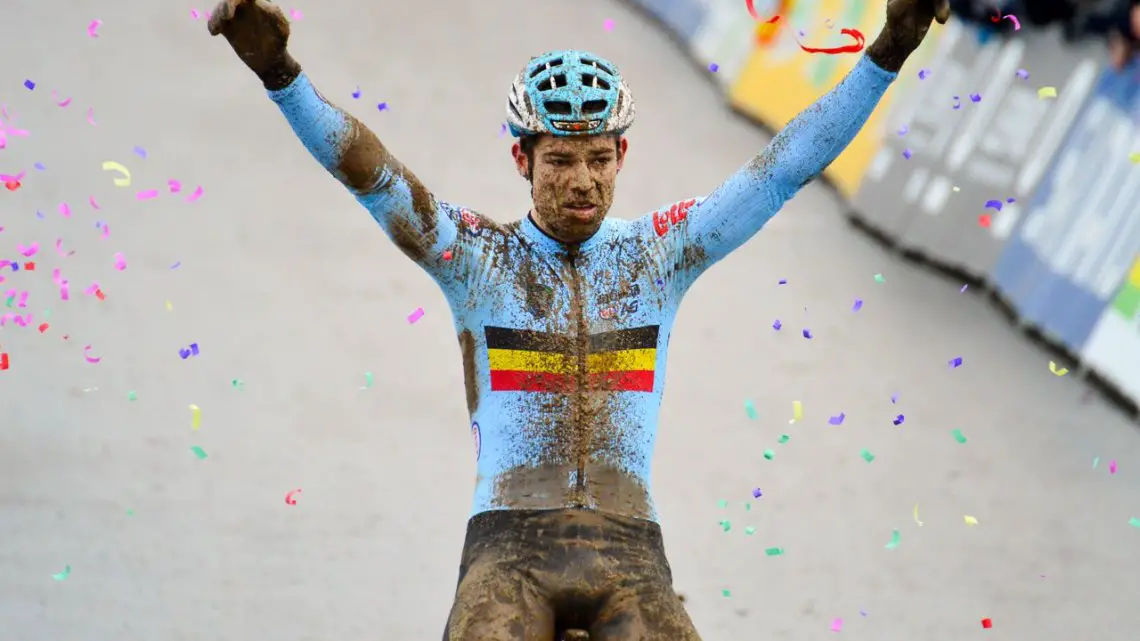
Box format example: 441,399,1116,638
190,446,208,460
884,528,901,549
52,564,71,581
1093,456,1100,469
861,448,875,463
719,519,731,532
43,308,52,319
763,449,775,460
778,433,790,443
127,391,137,401
126,509,134,516
951,429,967,444
5,295,13,307
765,547,784,556
722,588,732,597
744,502,752,511
873,273,885,283
717,499,728,508
744,526,756,535
362,371,374,389
743,399,757,420
1130,517,1140,528
231,379,244,390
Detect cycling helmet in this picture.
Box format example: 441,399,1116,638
506,49,636,138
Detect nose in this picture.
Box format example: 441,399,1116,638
568,160,593,190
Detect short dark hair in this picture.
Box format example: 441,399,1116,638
518,133,622,182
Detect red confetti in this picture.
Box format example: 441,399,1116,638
981,618,993,629
5,181,19,191
798,27,866,54
23,261,34,271
37,323,48,333
442,249,453,261
285,488,302,505
0,352,8,370
745,0,759,19
94,288,105,301
978,214,992,228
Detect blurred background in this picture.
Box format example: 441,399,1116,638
2,0,1139,639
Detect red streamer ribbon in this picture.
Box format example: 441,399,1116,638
797,28,866,54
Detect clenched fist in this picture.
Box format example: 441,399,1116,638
867,0,952,72
208,0,299,89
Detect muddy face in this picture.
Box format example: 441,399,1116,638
514,134,626,243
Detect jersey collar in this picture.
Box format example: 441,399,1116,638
521,212,605,255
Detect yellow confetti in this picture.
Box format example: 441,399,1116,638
164,300,173,311
1048,361,1068,376
101,160,132,187
964,515,978,525
791,400,803,423
189,404,201,430
1037,86,1058,99
913,503,924,527
1130,152,1140,164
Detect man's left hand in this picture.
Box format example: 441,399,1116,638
867,0,951,72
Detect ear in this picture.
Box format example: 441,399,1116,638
511,142,529,180
616,136,629,172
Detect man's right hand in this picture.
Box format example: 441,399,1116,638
208,0,299,88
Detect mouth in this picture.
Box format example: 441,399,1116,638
563,204,598,219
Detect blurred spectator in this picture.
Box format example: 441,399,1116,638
1065,0,1140,69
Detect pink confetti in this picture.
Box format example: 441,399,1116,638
84,281,100,296
59,202,71,217
83,344,101,363
190,8,200,19
407,307,425,324
186,185,204,202
16,243,38,257
98,222,109,239
86,107,96,125
168,179,182,193
831,618,843,632
603,18,615,31
59,281,69,300
87,19,103,37
51,268,62,284
206,10,212,20
113,252,126,271
1004,14,1020,30
57,97,72,107
0,172,26,183
55,238,75,257
290,8,303,20
17,290,28,308
89,196,101,209
1109,460,1117,474
136,189,159,200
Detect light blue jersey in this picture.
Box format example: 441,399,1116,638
269,56,896,522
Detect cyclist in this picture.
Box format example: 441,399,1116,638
209,1,949,638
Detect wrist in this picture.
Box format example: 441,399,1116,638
865,28,915,73
258,52,301,91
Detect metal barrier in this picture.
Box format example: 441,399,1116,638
1083,256,1140,403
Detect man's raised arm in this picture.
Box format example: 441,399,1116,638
209,0,459,271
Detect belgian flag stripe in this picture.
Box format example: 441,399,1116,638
489,370,655,393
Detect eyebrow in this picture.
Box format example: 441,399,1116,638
543,149,614,158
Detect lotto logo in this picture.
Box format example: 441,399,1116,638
652,199,696,237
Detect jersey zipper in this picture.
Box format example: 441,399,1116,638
566,249,590,506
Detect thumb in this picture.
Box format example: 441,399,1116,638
934,0,950,24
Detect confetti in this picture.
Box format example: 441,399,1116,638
897,125,909,136
720,519,731,532
708,63,719,72
981,618,992,629
1048,361,1068,376
442,249,454,260
1110,460,1117,474
52,565,71,581
745,0,759,19
285,488,302,505
136,189,158,200
168,179,182,193
57,97,72,107
828,413,845,425
59,202,71,218
978,214,992,227
113,252,126,271
831,618,843,632
1003,14,1020,29
186,186,204,202
777,433,790,443
918,68,931,79
752,488,762,498
873,273,884,283
1130,517,1140,528
133,146,146,158
603,18,614,31
949,357,963,368
83,345,101,363
352,87,362,99
764,547,784,556
127,391,137,401
852,298,863,311
960,284,969,293
407,306,425,324
1094,456,1100,469
721,588,732,597
951,428,967,443
189,404,201,430
969,93,981,103
377,102,388,111
744,526,755,535
1038,86,1058,99
361,371,374,389
232,379,244,389
791,400,803,422
796,27,865,54
190,445,208,460
984,199,1003,211
744,399,758,420
860,449,875,462
892,414,905,425
772,319,782,330
1130,152,1140,164
763,449,775,460
24,79,35,90
289,8,303,20
802,328,812,339
778,278,787,285
964,515,978,525
952,96,961,109
0,352,8,370
1016,69,1029,79
902,148,912,159
884,529,900,549
86,108,97,126
914,503,923,526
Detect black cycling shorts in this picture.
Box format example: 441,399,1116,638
442,508,700,641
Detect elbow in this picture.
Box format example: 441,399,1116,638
337,120,388,192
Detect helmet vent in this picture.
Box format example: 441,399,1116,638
543,101,572,115
530,58,564,78
537,75,566,92
579,57,614,75
582,100,607,114
581,74,610,90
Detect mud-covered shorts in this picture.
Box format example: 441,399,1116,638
442,508,701,640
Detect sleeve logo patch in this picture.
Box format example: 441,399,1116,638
652,199,696,237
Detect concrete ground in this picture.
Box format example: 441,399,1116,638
2,1,1138,639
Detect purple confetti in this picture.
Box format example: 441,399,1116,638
960,284,969,293
802,328,812,339
949,357,963,368
190,342,199,356
170,261,181,270
772,320,782,330
897,125,909,136
1016,69,1029,79
984,199,1003,211
377,102,388,111
891,393,899,404
179,348,191,359
34,162,45,171
918,69,930,79
902,148,912,159
352,87,362,99
969,93,982,103
778,278,787,285
828,413,845,425
133,146,147,159
35,210,44,220
893,414,905,425
655,278,664,287
23,79,35,90
860,609,868,617
952,96,961,109
1007,197,1015,203
852,298,863,311
752,488,762,498
708,62,719,72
